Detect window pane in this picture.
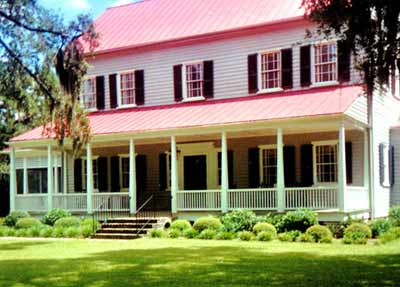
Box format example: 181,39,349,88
82,79,96,109
315,144,338,183
120,72,136,105
261,51,281,89
314,43,337,83
186,63,203,98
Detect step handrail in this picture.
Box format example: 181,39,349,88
134,194,156,236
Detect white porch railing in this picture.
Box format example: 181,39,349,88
345,186,369,211
92,192,130,211
285,187,338,210
176,190,221,211
52,194,86,212
228,188,277,210
15,194,47,212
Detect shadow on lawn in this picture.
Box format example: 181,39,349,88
0,242,399,287
0,241,49,251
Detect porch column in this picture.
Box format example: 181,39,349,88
129,138,137,214
63,152,68,194
363,130,370,189
86,143,93,214
338,122,347,211
47,144,53,211
54,155,59,194
277,128,285,212
23,158,28,194
221,131,229,213
171,136,178,214
9,147,16,212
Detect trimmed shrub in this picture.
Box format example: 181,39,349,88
0,226,13,237
221,210,257,233
261,213,285,231
183,228,199,239
297,233,310,242
15,217,42,229
81,218,101,231
4,211,30,227
305,225,333,243
42,208,71,226
15,229,29,237
149,229,164,238
389,206,400,226
54,216,81,228
81,225,94,238
0,218,4,226
379,227,400,244
64,227,82,238
26,226,43,237
253,223,277,235
216,231,235,240
278,230,302,242
170,220,192,232
278,209,318,233
238,231,254,241
51,227,65,238
369,218,392,238
343,223,372,245
39,226,53,238
193,217,222,232
168,229,181,239
197,229,217,240
257,231,275,242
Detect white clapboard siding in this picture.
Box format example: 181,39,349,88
346,94,368,125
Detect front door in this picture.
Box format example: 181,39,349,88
184,155,207,190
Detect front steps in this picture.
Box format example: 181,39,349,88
93,217,168,240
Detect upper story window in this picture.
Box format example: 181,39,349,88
185,62,204,99
314,42,337,83
261,51,281,90
82,78,96,110
119,71,136,107
314,141,338,184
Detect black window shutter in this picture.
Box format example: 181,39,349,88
173,65,183,102
109,74,118,109
345,142,353,184
203,60,214,98
390,145,395,185
248,148,260,188
136,155,147,192
228,150,234,188
281,48,293,89
248,54,258,94
74,159,82,192
300,45,311,87
300,144,313,186
96,76,105,110
110,156,120,192
159,153,167,191
284,146,296,187
97,157,108,192
338,40,351,82
135,70,145,105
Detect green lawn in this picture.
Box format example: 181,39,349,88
0,238,399,287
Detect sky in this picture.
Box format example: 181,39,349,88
38,0,139,21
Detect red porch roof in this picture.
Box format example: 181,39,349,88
11,85,364,143
88,0,304,55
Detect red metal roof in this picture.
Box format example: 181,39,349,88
11,85,364,142
88,0,304,55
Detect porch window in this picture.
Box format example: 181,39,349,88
259,147,277,187
314,42,337,83
82,159,99,190
185,62,204,99
82,78,96,110
119,71,136,106
261,51,281,90
27,168,47,194
315,143,338,183
121,157,130,189
16,169,23,194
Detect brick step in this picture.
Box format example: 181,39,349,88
93,233,140,240
106,218,158,224
101,223,155,229
98,228,149,235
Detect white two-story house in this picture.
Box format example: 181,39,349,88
5,0,400,221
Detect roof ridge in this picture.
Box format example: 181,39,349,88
106,0,149,10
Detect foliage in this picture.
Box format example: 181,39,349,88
170,220,192,232
221,210,257,233
238,231,254,241
39,226,53,238
42,209,71,226
278,209,318,233
0,218,4,226
197,229,217,240
369,219,392,238
257,231,275,242
3,211,30,227
81,218,101,231
81,225,94,238
389,206,400,227
51,227,66,238
261,213,284,230
253,223,277,235
379,227,400,244
193,217,222,232
327,216,364,238
0,226,13,237
168,229,181,239
64,227,82,238
343,223,372,245
278,231,302,242
215,231,236,240
14,228,28,237
182,228,199,239
149,229,164,238
15,217,42,229
54,216,81,228
26,226,43,237
304,225,333,243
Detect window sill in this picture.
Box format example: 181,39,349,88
117,104,137,109
310,81,339,88
257,87,284,94
182,96,205,103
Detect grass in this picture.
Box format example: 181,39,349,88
0,238,399,287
